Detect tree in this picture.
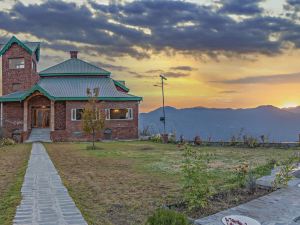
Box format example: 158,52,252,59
82,88,105,150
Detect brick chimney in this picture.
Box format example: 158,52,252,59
70,51,78,59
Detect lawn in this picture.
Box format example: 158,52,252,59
45,141,299,225
0,144,31,225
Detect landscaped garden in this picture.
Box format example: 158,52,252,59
0,143,31,225
44,141,300,225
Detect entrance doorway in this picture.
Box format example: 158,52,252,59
32,107,50,128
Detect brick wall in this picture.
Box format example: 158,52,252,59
2,43,39,95
3,102,23,138
54,101,66,130
51,100,140,141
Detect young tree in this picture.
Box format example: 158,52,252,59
82,88,105,150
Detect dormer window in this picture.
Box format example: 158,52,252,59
9,58,25,69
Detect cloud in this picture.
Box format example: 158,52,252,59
170,66,197,71
219,0,263,15
219,90,238,94
164,72,190,78
0,0,299,59
213,72,300,84
145,69,164,74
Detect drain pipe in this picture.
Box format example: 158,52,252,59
0,102,3,127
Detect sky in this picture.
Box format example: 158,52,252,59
1,0,300,112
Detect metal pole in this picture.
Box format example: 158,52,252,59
161,76,166,134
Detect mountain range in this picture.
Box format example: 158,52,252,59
139,105,300,142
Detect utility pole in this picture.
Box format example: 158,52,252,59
160,74,167,135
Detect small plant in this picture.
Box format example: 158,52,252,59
150,134,162,143
181,145,214,210
245,169,256,194
246,136,259,148
179,135,185,144
194,135,201,145
230,135,237,146
169,133,177,144
235,163,249,187
145,209,189,225
140,126,152,136
273,159,295,188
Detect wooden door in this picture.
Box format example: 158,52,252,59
32,108,50,128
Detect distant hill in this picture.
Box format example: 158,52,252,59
139,105,300,142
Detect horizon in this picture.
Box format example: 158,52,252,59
1,0,300,112
143,104,300,113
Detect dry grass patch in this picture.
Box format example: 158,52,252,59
45,142,298,225
0,144,31,225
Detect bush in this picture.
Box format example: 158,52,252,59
150,134,162,143
181,145,214,210
0,138,15,146
145,209,189,225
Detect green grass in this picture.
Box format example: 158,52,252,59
45,141,299,224
69,141,297,187
0,144,31,225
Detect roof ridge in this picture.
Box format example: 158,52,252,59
76,58,110,74
39,58,73,74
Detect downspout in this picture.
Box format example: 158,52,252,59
0,102,3,127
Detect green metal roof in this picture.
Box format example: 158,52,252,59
0,77,142,102
0,36,40,61
39,58,111,76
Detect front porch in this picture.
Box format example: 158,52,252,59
22,92,55,142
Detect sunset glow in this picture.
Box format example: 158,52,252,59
1,0,300,112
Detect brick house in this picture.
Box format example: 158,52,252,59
0,36,142,142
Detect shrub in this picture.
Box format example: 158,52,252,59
145,209,189,225
150,134,162,143
181,145,214,210
246,136,259,148
169,133,177,144
0,138,15,146
193,136,201,145
273,157,296,188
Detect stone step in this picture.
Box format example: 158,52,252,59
27,128,52,143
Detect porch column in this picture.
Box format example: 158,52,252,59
50,100,55,132
23,100,28,132
0,102,3,127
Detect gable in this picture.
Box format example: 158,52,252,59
0,36,40,61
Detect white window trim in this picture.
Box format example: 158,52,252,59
71,108,83,121
105,108,133,121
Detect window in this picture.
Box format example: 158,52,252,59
32,60,36,72
71,109,84,121
12,83,21,92
9,58,25,69
105,108,133,120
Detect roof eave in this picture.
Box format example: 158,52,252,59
39,72,111,77
113,80,130,92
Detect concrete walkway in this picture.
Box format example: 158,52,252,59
195,184,300,225
14,143,87,225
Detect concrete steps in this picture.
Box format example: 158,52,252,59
26,128,52,143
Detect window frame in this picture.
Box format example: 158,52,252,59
8,57,25,69
105,108,133,121
71,108,84,121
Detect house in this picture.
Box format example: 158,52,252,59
0,36,142,142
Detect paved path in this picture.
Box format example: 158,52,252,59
194,185,300,225
14,143,87,225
